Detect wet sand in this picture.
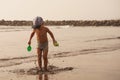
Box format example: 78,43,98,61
0,26,120,80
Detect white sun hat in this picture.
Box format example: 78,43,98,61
32,16,44,29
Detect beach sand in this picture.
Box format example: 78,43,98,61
0,26,120,80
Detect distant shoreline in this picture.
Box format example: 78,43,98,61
0,19,120,26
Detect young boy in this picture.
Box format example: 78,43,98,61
28,16,57,71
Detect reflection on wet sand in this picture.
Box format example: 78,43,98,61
37,74,48,80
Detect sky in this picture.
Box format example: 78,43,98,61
0,0,120,20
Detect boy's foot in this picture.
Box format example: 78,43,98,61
37,68,42,72
43,68,49,72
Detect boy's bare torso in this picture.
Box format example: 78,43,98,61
35,26,48,43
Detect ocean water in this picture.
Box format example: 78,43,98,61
0,25,120,68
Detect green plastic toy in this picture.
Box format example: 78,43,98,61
27,45,32,52
54,42,59,47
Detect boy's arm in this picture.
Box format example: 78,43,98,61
47,28,56,43
28,29,35,45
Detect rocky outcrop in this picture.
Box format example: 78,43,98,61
0,19,32,26
45,20,120,26
0,19,120,26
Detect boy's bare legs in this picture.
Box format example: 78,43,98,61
43,49,48,71
37,48,42,70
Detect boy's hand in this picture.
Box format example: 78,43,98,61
28,41,31,45
53,40,57,44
